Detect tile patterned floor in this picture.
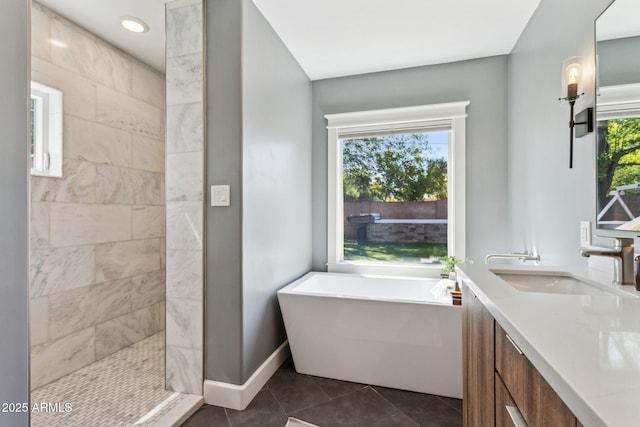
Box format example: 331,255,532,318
31,331,187,427
182,359,462,427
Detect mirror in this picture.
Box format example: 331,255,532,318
595,0,640,231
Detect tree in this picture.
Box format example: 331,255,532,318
343,137,380,201
425,158,448,200
342,133,448,202
597,118,640,210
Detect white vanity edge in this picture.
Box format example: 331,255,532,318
457,263,640,427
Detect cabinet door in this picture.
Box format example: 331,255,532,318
462,282,495,427
495,323,576,427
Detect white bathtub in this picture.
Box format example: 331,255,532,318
277,272,462,398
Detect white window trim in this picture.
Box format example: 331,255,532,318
326,101,469,277
31,81,63,177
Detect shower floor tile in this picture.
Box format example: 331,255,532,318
31,331,187,427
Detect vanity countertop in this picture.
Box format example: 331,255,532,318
457,263,640,427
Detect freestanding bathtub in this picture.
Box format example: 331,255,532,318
277,272,462,398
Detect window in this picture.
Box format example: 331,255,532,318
326,102,469,277
30,81,63,177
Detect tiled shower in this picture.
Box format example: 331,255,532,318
29,1,167,390
28,0,204,423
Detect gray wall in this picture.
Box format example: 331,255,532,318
241,0,312,380
507,0,613,266
206,0,244,384
206,0,312,384
597,36,640,86
0,0,30,425
311,56,510,270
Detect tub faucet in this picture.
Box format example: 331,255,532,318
580,238,634,285
485,252,540,264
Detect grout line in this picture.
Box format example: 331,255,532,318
287,385,372,419
435,395,463,414
223,407,233,427
263,384,291,417
306,375,332,402
265,388,290,421
368,386,404,417
309,375,368,401
268,368,330,415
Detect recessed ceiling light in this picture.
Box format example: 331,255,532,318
120,16,149,33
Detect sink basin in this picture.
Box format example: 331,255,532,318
492,271,630,297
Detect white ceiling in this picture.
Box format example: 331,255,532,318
35,0,543,79
252,0,542,80
37,0,169,72
596,0,640,41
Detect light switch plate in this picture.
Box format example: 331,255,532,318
211,185,230,207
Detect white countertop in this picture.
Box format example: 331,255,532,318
457,263,640,427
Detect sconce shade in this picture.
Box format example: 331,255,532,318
561,56,584,102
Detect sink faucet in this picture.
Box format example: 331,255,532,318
485,252,540,264
580,238,634,285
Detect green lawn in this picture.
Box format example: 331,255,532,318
344,241,447,264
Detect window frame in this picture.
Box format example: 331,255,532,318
596,83,640,229
325,101,469,277
30,81,63,177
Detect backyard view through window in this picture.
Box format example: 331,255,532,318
597,117,640,229
343,131,449,264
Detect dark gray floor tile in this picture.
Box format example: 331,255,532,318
226,389,288,427
290,386,398,427
437,396,463,414
181,404,230,427
267,362,330,413
181,360,463,427
373,386,463,427
369,412,419,426
309,375,367,399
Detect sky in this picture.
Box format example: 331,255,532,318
428,131,449,160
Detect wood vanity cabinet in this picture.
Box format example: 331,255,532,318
462,282,495,427
462,281,579,427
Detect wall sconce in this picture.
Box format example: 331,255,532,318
559,56,593,168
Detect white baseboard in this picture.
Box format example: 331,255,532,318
203,340,290,410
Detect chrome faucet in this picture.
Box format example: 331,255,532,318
580,238,634,285
485,252,540,264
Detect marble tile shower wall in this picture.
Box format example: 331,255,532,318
29,2,166,390
165,0,204,396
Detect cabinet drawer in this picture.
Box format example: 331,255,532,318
495,372,524,427
495,323,528,410
495,323,576,427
